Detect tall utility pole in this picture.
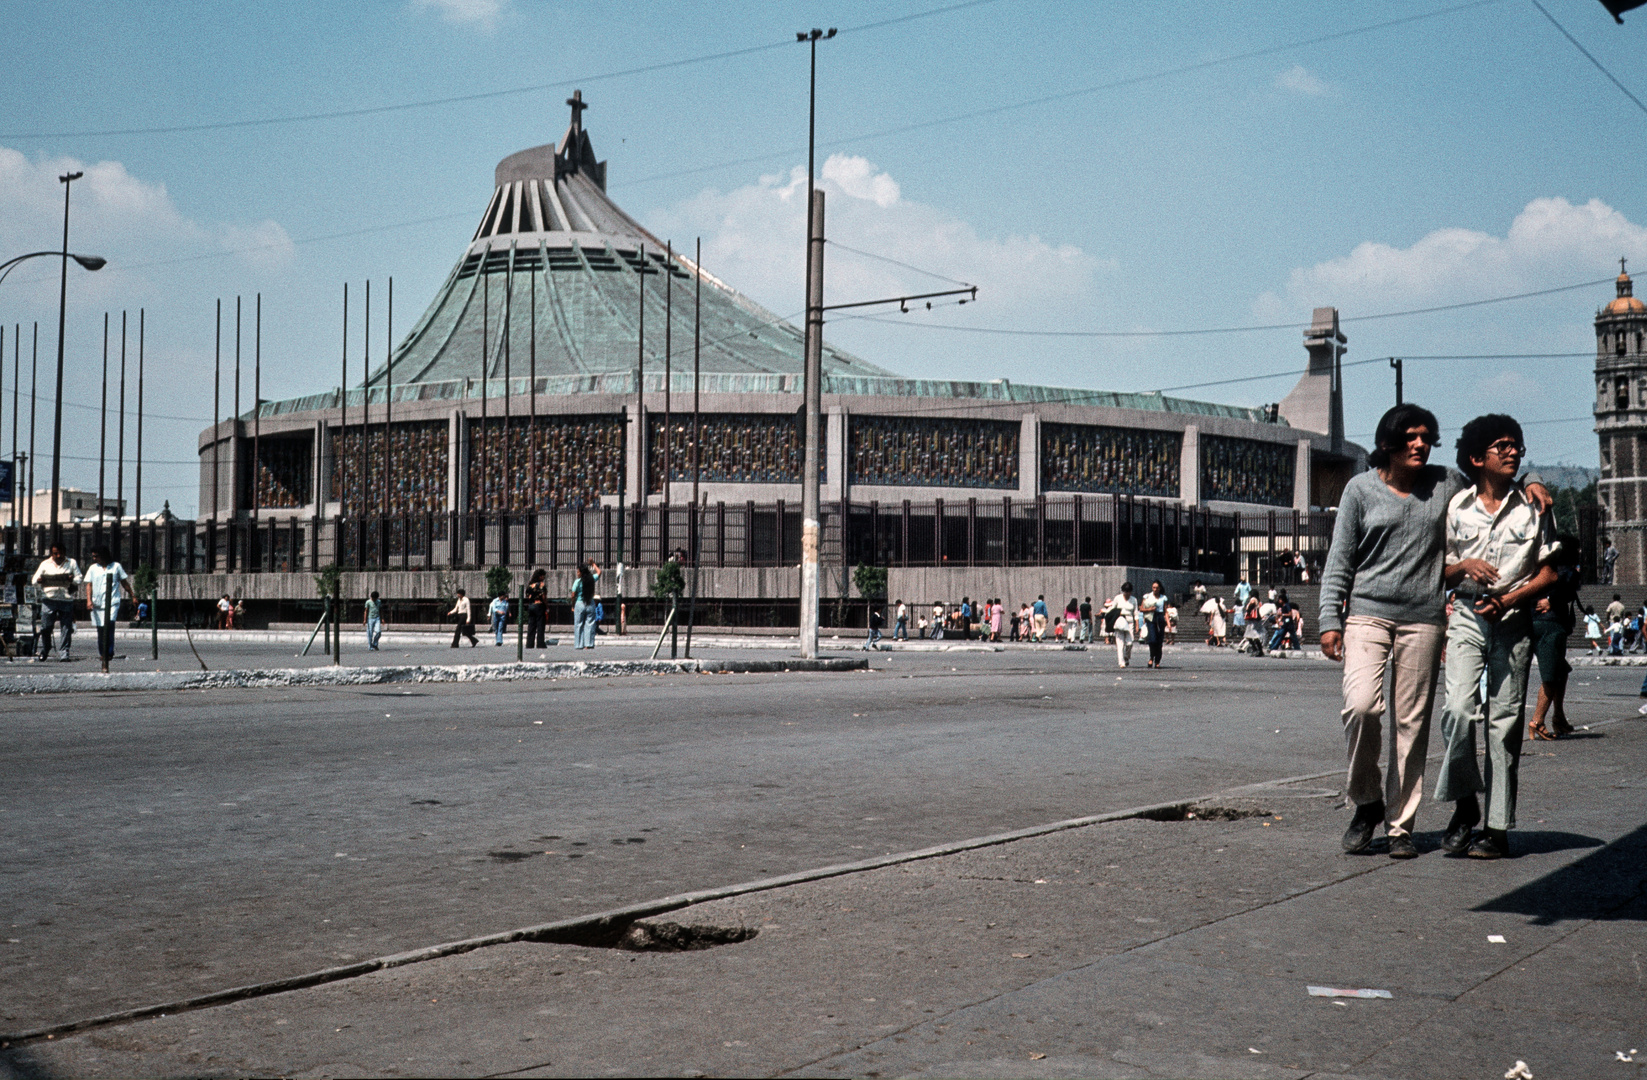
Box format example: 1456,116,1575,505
48,170,83,543
797,26,835,660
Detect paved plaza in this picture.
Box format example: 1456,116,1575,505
1,647,1643,1078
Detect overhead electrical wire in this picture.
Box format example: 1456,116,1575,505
1529,0,1647,117
0,0,1004,141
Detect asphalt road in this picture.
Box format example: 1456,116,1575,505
2,647,1640,1037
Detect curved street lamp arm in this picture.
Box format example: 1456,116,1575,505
0,250,105,288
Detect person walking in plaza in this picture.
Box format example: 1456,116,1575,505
217,593,233,629
1106,582,1140,668
893,599,908,641
84,547,130,674
363,590,384,651
1433,415,1559,860
1320,404,1551,860
1032,595,1049,641
864,605,884,650
488,591,510,646
1527,538,1579,741
1079,596,1093,643
572,559,600,650
31,543,81,662
447,588,477,647
524,569,548,650
990,598,1004,642
1139,580,1168,668
1583,605,1603,655
1064,597,1080,642
1200,594,1227,647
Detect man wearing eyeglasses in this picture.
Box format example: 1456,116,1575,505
1432,415,1560,860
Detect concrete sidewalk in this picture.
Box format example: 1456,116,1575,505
8,716,1642,1078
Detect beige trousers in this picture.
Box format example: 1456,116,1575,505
1340,616,1446,838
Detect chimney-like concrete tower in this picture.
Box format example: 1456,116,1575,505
1279,307,1345,453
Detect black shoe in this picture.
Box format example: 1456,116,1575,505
1388,834,1418,859
1342,800,1384,853
1467,828,1509,859
1441,796,1480,854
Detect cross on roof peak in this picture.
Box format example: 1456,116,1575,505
1623,256,1630,275
566,90,587,136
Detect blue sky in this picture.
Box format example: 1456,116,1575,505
2,0,1644,515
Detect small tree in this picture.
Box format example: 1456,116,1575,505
314,563,342,600
651,559,685,599
131,563,157,603
853,564,887,599
486,565,514,599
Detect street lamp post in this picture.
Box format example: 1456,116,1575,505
48,171,85,544
797,26,835,660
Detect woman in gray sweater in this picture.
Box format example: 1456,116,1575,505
1318,404,1548,859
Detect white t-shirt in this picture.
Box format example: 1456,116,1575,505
1108,593,1139,632
86,562,130,626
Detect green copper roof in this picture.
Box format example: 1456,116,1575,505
258,371,1279,425
362,100,890,388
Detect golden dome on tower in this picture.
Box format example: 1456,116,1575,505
1605,264,1646,316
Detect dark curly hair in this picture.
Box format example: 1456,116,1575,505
1368,403,1440,468
1454,414,1524,482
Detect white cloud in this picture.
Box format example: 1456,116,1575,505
645,153,1104,327
412,0,505,29
1275,64,1329,96
0,145,292,300
821,155,900,208
1261,197,1647,314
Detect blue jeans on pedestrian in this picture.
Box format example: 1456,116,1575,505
893,617,907,640
366,616,382,650
573,599,596,649
492,612,506,645
38,598,74,659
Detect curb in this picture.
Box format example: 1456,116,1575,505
0,657,867,696
0,771,1339,1049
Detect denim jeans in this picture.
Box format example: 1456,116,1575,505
366,617,382,650
38,598,74,658
492,612,506,645
573,599,596,649
1434,606,1533,831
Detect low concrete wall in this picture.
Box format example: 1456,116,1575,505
157,566,832,602
886,566,1205,607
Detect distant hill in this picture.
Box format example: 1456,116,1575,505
1527,464,1598,490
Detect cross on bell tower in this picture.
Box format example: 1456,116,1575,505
566,90,587,139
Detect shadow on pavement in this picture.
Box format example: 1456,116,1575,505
0,1046,59,1080
1474,821,1647,925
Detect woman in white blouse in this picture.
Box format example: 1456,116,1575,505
1105,582,1141,668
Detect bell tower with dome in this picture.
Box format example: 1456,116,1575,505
1595,260,1647,583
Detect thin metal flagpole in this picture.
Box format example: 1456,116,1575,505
529,257,537,513
504,247,513,518
135,310,144,526
664,241,672,518
213,300,221,526
686,237,702,657
234,296,241,529
384,278,392,520
98,313,108,528
252,294,260,542
28,323,37,536
116,311,127,562
482,256,490,515
361,281,369,529
340,283,348,521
